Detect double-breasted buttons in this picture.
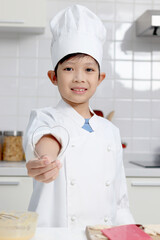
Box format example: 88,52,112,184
107,145,111,152
105,181,110,187
70,179,76,186
71,215,76,222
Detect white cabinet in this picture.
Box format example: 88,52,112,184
127,177,160,224
0,0,46,33
0,176,33,211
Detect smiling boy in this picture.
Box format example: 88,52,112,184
48,53,105,117
23,5,134,228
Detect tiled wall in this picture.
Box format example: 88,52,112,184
0,0,160,163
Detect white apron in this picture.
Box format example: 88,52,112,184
23,99,135,228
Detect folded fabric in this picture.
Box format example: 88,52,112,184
101,224,153,240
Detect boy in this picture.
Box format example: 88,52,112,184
23,4,134,228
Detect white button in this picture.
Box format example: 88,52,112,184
107,145,111,152
105,181,110,186
70,179,76,186
104,217,108,222
71,144,75,147
71,216,76,222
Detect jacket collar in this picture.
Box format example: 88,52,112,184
55,99,97,131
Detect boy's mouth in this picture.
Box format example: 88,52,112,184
71,87,87,93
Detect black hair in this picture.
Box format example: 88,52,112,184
54,53,100,79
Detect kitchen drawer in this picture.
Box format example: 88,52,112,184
127,177,160,224
0,176,33,211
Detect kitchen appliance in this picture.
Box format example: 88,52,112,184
136,10,160,36
130,160,160,168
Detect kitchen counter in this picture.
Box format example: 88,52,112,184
0,161,160,177
124,161,160,177
0,161,27,176
32,228,86,240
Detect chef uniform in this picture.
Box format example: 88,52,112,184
23,5,135,228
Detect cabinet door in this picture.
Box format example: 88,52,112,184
0,177,33,211
127,177,160,224
0,0,46,32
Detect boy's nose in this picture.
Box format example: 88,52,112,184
73,72,85,82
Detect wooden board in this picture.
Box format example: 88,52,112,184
86,225,160,240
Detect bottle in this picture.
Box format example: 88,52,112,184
3,131,24,161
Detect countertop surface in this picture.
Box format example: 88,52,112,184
0,161,27,176
32,228,86,240
124,161,160,177
0,161,160,177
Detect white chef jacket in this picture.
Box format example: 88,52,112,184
23,99,135,228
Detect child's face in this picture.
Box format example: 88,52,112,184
48,55,105,108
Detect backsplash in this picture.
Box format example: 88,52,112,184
0,0,160,163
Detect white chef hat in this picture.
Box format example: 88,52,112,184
50,4,106,69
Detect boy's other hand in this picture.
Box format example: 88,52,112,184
26,155,62,183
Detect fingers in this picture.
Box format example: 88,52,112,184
26,158,51,169
26,155,62,183
34,167,60,183
26,154,61,170
27,161,57,177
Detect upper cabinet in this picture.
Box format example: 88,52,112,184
0,0,46,33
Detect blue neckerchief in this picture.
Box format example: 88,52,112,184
82,119,93,133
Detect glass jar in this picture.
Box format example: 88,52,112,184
0,131,2,160
3,131,24,161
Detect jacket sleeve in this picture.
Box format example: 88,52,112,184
114,129,135,225
23,108,69,162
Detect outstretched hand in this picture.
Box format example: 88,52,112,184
26,155,62,183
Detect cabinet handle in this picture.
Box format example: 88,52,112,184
0,20,25,24
131,181,160,187
0,181,20,186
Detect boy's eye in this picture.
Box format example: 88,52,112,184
64,67,72,71
86,68,94,72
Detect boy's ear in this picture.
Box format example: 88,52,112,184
47,70,58,86
98,72,106,86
